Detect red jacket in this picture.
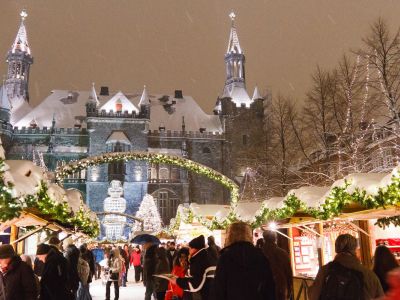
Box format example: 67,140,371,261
165,265,186,300
383,268,400,300
130,251,141,267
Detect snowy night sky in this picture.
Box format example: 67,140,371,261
1,1,400,112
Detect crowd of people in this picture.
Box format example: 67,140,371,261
0,222,399,300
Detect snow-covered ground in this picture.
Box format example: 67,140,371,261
90,267,146,300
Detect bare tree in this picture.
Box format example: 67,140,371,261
361,18,400,126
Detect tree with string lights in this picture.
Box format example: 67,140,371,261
133,194,163,232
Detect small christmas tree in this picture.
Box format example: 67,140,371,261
134,194,162,232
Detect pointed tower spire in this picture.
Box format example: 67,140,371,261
227,12,242,54
139,85,150,106
221,11,252,107
6,9,33,102
11,10,31,55
88,82,99,106
252,85,263,101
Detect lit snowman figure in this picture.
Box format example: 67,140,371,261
103,180,127,240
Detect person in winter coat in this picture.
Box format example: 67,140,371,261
309,234,384,300
373,245,399,293
206,236,220,266
36,243,74,300
213,222,276,300
91,246,104,280
105,249,122,300
170,235,216,300
262,230,293,300
143,242,158,300
130,246,142,282
166,242,178,272
381,267,400,300
153,247,169,300
165,249,189,300
65,245,81,298
20,254,40,294
0,244,38,300
79,245,95,285
122,245,130,285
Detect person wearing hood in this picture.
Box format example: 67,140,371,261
212,222,276,300
0,244,38,300
169,235,216,300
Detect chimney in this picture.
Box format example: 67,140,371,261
100,86,109,96
174,90,183,99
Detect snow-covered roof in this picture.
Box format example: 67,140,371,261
0,85,11,111
65,189,84,213
264,197,285,209
100,91,139,114
14,89,223,133
323,173,388,201
189,203,231,220
5,160,46,197
235,201,263,222
252,86,263,101
286,186,331,208
138,86,150,106
10,97,31,126
106,131,131,144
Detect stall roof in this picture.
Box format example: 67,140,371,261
189,203,231,220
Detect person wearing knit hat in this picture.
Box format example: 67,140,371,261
36,243,73,299
188,235,205,250
309,234,384,300
0,244,38,299
169,235,216,300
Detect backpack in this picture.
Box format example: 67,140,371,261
319,261,364,300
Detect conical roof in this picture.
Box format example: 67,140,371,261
11,10,31,55
139,85,150,106
226,12,242,54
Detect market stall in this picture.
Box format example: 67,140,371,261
0,158,99,252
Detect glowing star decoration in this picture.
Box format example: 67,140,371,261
20,10,28,21
134,194,162,233
229,11,236,22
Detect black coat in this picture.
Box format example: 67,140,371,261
176,248,215,300
143,244,158,286
166,249,178,271
39,249,73,300
213,241,276,300
2,255,38,300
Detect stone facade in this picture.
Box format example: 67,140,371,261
0,11,267,239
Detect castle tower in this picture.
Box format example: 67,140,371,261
219,12,266,183
6,10,33,103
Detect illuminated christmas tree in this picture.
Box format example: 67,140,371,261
134,194,162,232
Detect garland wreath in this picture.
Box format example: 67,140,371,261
0,159,99,237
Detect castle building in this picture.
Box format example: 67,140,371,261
0,11,266,238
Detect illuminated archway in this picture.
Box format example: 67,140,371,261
55,151,239,204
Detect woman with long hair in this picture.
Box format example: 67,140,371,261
373,245,399,293
165,248,189,300
105,248,122,300
213,222,276,300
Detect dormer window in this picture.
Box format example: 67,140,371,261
29,118,37,128
116,99,123,112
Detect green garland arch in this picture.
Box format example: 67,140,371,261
55,151,240,204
